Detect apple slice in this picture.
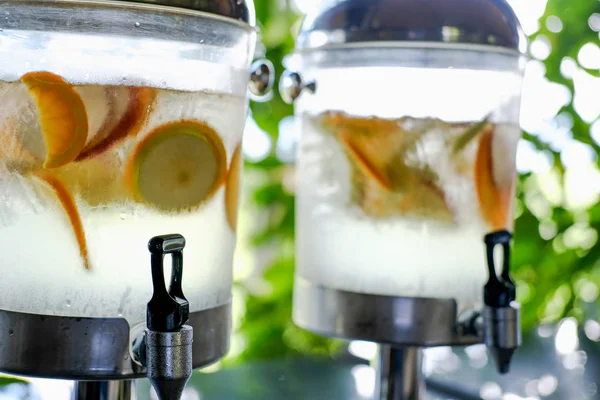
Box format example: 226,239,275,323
76,86,157,161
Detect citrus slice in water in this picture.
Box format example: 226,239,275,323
474,125,511,230
20,71,88,169
34,170,90,270
125,120,227,211
225,143,243,231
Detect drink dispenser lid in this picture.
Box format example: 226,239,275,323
295,0,525,53
113,0,255,25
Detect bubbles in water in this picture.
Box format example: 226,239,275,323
8,329,14,336
134,22,141,28
119,213,127,220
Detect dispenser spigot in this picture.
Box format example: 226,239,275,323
482,230,521,374
134,234,193,400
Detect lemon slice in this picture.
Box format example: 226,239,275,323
34,170,90,270
225,143,243,231
20,71,88,169
125,120,227,211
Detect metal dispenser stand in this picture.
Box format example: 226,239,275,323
293,231,521,399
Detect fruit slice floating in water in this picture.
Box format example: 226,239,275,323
20,71,88,169
452,116,490,155
474,125,512,230
321,112,409,191
76,86,157,161
225,143,243,231
338,129,395,190
319,112,452,222
34,170,90,270
125,120,227,211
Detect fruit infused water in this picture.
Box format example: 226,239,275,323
296,111,521,309
0,71,247,322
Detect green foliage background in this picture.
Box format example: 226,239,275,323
229,0,600,366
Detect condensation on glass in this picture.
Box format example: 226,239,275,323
292,45,526,312
0,1,255,323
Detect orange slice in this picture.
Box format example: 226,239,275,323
20,71,88,169
125,120,227,211
225,143,243,231
34,170,90,270
76,86,156,161
320,112,411,191
491,123,519,190
474,125,512,230
338,129,395,190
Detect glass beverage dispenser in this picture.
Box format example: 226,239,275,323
282,0,526,396
0,0,272,398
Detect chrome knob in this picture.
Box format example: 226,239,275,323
249,59,275,100
279,70,316,104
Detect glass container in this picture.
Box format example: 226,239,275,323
0,0,256,325
288,0,527,313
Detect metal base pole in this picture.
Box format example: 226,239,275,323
375,346,425,400
72,380,136,400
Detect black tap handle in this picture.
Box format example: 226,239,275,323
147,234,190,332
483,230,516,308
